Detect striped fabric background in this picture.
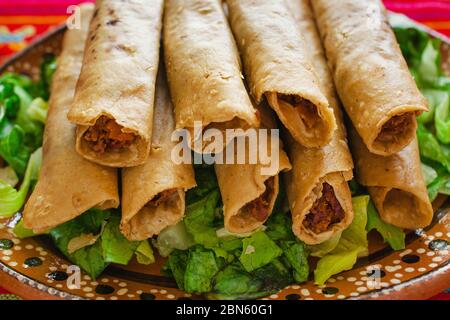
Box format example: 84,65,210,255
0,0,449,300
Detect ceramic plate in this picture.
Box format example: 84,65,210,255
0,18,449,301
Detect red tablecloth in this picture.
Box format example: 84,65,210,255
0,0,449,300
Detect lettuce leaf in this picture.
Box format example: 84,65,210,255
184,190,220,248
153,221,195,257
49,209,111,279
417,123,450,171
0,125,31,177
309,232,342,258
184,246,222,294
279,240,309,283
27,97,48,124
135,240,155,265
421,163,438,186
14,85,43,150
366,200,405,251
101,214,139,265
0,147,41,217
265,210,295,241
12,219,37,239
314,196,369,285
186,164,218,204
0,165,18,187
208,259,292,300
239,231,282,272
167,250,188,291
434,91,450,144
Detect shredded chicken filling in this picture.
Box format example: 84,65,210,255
147,189,178,207
83,116,136,153
242,177,275,222
377,114,410,143
279,94,319,129
303,183,345,234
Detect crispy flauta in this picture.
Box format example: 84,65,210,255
312,0,428,155
225,0,336,148
215,105,291,234
350,128,433,229
121,67,196,241
284,0,354,245
24,4,119,233
68,0,163,167
164,0,259,154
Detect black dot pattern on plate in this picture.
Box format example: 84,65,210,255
428,239,450,251
322,287,339,295
47,271,68,281
24,257,43,267
285,294,301,300
140,293,156,300
0,239,14,250
367,269,386,278
401,254,420,264
95,284,115,295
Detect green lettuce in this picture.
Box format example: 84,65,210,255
434,91,450,144
314,196,370,285
153,221,195,257
239,231,282,272
0,125,31,177
27,98,48,124
279,240,309,283
417,124,449,171
167,250,189,290
49,209,111,279
184,246,222,294
208,259,292,300
309,233,342,258
0,147,41,217
49,210,141,279
366,201,405,251
184,190,220,248
421,163,438,186
135,240,155,265
101,214,139,265
12,219,37,239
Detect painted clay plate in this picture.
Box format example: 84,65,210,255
0,19,449,301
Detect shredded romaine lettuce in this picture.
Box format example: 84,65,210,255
135,240,155,265
366,201,405,251
0,147,41,217
314,196,370,285
27,97,49,124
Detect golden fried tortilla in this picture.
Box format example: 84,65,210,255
312,0,428,155
68,0,164,167
225,0,336,148
284,0,354,245
164,0,259,154
24,4,119,233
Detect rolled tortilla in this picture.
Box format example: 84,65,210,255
24,4,119,233
284,0,354,245
311,0,428,155
68,0,163,167
121,67,196,241
350,128,433,229
164,0,259,154
215,105,291,234
225,0,336,148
